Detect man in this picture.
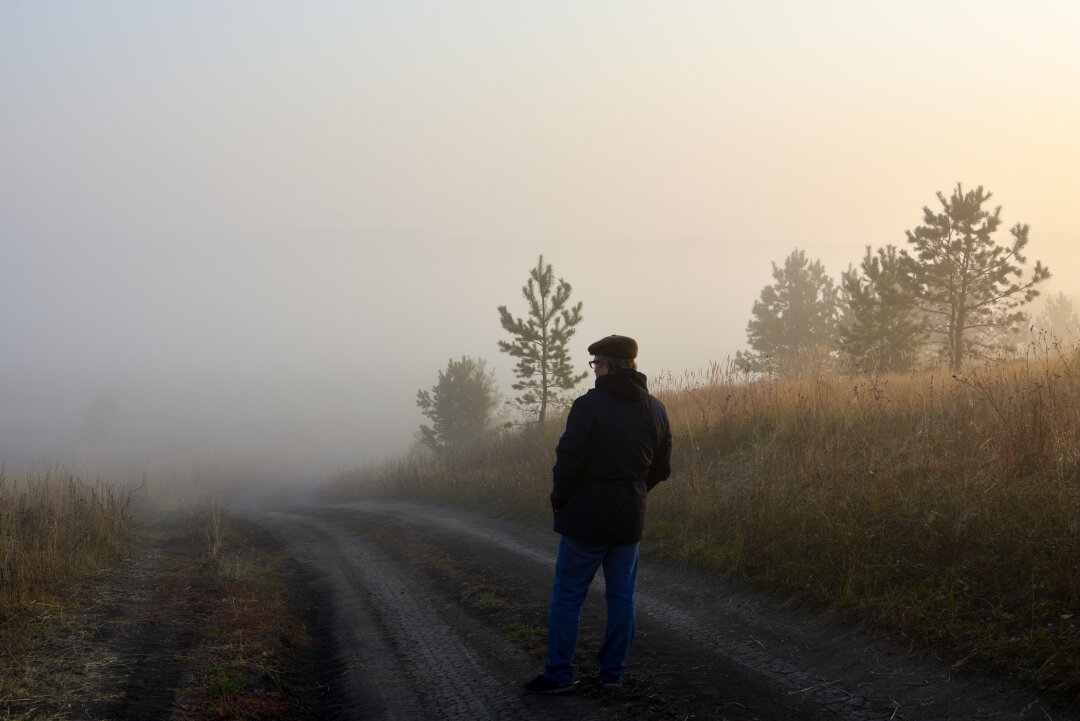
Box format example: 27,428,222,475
524,334,673,694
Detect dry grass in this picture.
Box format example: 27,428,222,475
0,466,137,616
184,495,229,560
329,340,1080,696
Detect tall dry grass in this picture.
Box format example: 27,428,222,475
651,349,1080,693
329,339,1080,695
0,466,137,615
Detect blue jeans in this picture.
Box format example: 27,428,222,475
543,536,640,685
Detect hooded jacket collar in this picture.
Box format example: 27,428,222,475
595,369,650,402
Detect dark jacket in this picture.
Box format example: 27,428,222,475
551,370,672,543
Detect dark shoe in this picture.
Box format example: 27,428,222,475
523,674,575,695
601,679,623,690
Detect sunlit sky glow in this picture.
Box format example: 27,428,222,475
1,1,1077,476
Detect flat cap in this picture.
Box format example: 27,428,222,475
588,334,638,360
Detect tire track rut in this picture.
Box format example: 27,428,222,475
261,510,576,721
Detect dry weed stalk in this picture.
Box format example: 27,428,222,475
186,495,229,560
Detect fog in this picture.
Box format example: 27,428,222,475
2,2,1077,482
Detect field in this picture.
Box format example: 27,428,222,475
330,342,1080,697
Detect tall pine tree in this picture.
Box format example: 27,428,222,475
736,248,839,374
497,255,587,424
903,183,1050,370
839,245,924,372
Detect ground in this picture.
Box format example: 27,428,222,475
2,497,1076,720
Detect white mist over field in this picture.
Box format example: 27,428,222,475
1,2,1077,481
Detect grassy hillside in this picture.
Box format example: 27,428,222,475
329,345,1080,697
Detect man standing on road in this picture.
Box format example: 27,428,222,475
524,334,673,694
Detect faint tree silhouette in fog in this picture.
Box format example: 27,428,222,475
736,248,839,374
902,183,1050,371
1032,291,1080,343
416,356,501,455
497,255,587,424
839,245,924,372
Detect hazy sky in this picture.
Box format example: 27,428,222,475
2,1,1077,477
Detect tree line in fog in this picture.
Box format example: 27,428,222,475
417,183,1067,455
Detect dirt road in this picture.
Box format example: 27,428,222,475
246,498,1076,721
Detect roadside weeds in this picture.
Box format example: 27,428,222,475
0,514,321,721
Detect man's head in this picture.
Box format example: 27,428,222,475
588,335,638,375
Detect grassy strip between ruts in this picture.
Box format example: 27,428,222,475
0,510,320,721
170,512,317,721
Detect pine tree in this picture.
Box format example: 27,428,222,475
903,183,1050,370
736,248,839,374
416,356,501,455
839,245,924,372
497,255,587,424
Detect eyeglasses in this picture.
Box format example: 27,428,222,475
589,360,606,369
